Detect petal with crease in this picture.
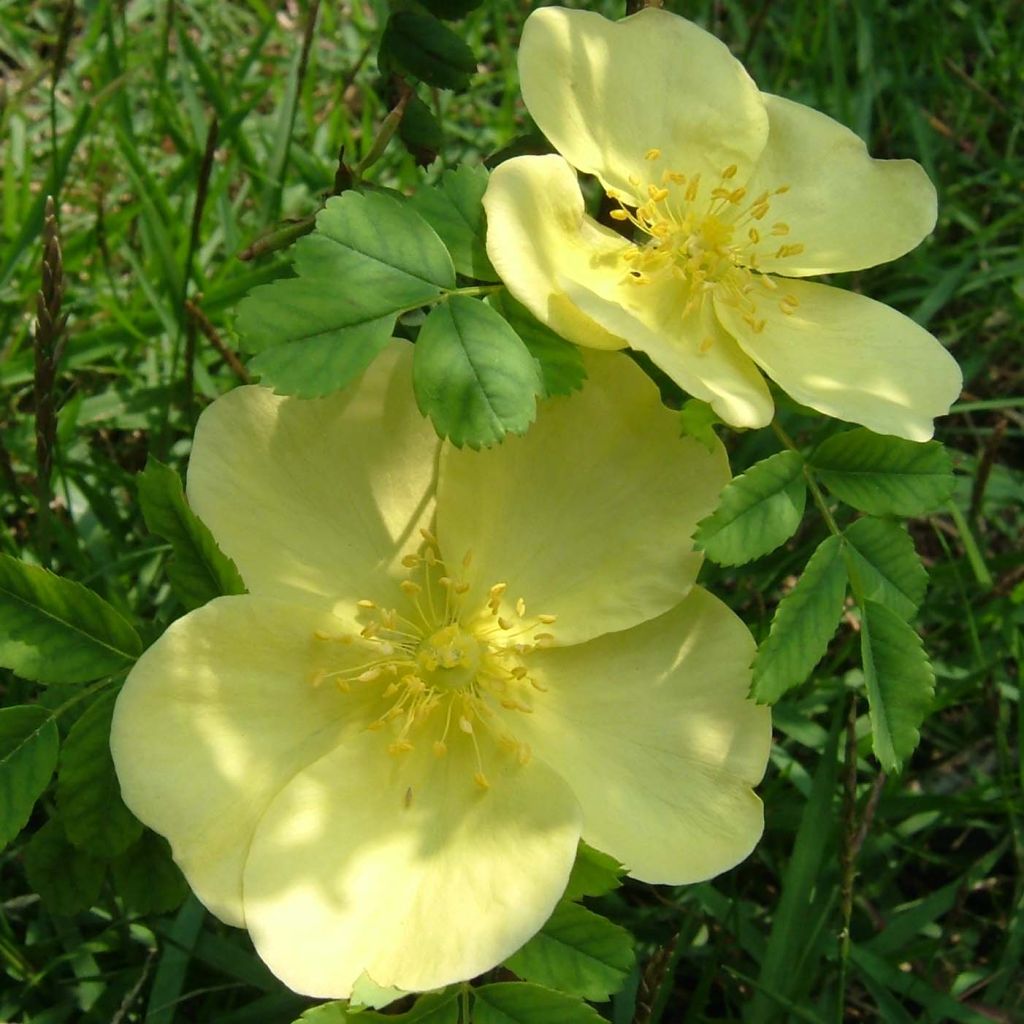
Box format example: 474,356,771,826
437,351,729,645
714,278,962,440
187,343,439,610
110,596,374,925
509,588,771,884
519,7,767,201
742,94,938,277
243,732,581,997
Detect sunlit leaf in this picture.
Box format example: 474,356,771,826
843,517,928,619
563,841,624,901
473,983,603,1024
0,554,141,684
0,706,58,850
695,450,806,565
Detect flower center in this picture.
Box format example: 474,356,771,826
610,150,805,335
309,529,555,793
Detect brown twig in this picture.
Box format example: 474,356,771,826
184,299,251,384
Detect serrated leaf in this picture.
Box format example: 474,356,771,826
810,428,955,516
138,459,246,610
236,192,454,397
24,818,105,915
350,974,407,1010
563,841,624,901
843,517,928,619
505,900,634,1001
0,706,58,850
695,450,807,565
112,831,188,914
409,166,497,280
57,689,142,857
413,295,543,447
859,599,935,772
383,12,476,90
679,398,722,452
297,990,458,1024
473,983,603,1024
751,534,849,703
0,554,141,684
489,292,586,397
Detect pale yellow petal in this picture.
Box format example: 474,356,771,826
741,94,937,276
187,343,439,610
714,278,963,440
242,731,581,998
519,7,767,201
483,154,629,351
110,597,375,925
563,282,774,429
436,351,729,646
510,588,770,884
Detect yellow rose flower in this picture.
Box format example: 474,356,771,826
111,344,770,998
483,6,962,441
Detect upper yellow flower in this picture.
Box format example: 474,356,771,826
110,344,770,998
483,6,962,441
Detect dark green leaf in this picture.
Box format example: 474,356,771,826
843,517,928,619
413,295,543,447
810,428,955,515
409,165,497,280
751,535,849,703
563,841,624,901
505,900,634,1001
0,554,141,684
859,599,935,772
57,688,142,857
473,983,603,1024
383,12,476,91
236,192,454,397
0,705,58,850
694,450,807,566
24,818,105,915
489,292,586,397
112,831,188,914
138,459,246,610
398,93,443,167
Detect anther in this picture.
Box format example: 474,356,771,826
771,222,790,236
722,164,738,179
458,716,474,734
357,599,376,609
401,554,420,568
647,185,669,203
537,614,557,624
400,580,421,596
610,209,629,221
473,772,490,790
515,598,526,617
433,740,447,757
645,148,661,161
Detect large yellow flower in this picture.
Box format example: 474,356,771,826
483,6,962,441
111,344,769,998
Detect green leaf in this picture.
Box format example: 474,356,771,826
382,12,476,90
751,534,849,703
138,459,246,610
694,450,807,566
413,296,544,448
297,990,458,1024
399,92,442,167
0,554,142,684
473,983,603,1024
112,831,188,914
859,599,935,772
236,191,454,398
679,398,722,452
0,706,59,850
350,973,406,1010
489,292,586,397
843,517,928,619
57,689,143,857
505,900,634,1001
809,428,955,515
409,166,497,280
563,841,624,901
24,818,105,915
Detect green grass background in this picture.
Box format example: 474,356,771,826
1,0,1021,1021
